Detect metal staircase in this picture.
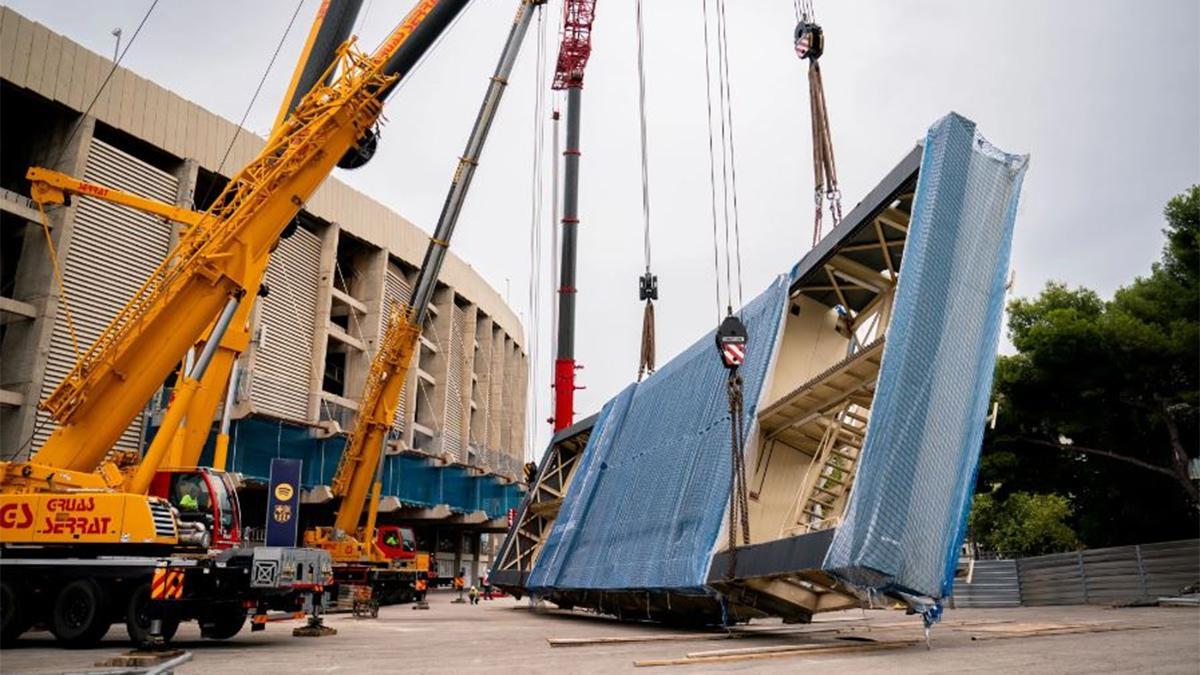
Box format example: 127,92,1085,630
789,402,870,535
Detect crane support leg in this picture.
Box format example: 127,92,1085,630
129,296,241,495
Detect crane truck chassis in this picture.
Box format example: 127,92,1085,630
0,467,333,648
0,547,331,648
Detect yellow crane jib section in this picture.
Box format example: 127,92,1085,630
30,38,409,473
306,303,420,562
27,167,206,228
23,165,261,475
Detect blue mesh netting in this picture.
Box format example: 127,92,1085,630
527,276,791,593
822,113,1028,599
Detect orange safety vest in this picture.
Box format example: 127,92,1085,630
415,579,427,591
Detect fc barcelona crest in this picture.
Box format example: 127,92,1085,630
273,504,293,524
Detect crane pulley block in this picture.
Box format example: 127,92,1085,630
639,271,658,301
794,21,824,61
716,314,748,370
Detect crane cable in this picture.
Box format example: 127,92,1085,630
794,1,842,247
700,0,745,322
634,0,657,382
701,0,750,575
526,2,549,461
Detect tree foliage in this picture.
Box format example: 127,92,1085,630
975,186,1199,550
969,491,1080,557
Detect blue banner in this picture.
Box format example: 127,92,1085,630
265,458,302,547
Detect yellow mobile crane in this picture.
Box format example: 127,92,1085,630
0,0,472,648
303,0,545,604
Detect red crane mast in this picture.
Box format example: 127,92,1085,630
551,0,598,431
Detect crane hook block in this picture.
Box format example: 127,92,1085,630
794,21,824,61
716,314,748,370
639,272,658,301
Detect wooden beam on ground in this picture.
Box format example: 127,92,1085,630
633,639,917,667
549,633,731,648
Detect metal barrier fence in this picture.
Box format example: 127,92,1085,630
953,538,1198,608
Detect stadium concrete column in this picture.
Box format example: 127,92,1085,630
169,159,198,242
0,114,95,457
424,286,455,455
308,222,340,421
487,327,505,453
502,337,519,459
459,304,479,457
471,314,494,447
511,347,527,471
345,246,387,404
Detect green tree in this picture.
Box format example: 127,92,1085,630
978,186,1199,548
969,491,1080,556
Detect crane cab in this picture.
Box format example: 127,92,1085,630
375,525,416,562
148,468,242,550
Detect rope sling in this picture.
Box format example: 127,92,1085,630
795,3,843,246
634,0,657,382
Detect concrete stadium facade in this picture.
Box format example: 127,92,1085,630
0,8,527,578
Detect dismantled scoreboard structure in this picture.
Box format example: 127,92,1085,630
493,113,1029,625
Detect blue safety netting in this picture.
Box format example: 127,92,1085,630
527,276,791,593
822,113,1028,599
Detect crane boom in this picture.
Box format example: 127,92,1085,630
179,0,366,471
551,0,598,431
27,167,205,228
552,0,597,89
25,0,470,478
317,0,545,551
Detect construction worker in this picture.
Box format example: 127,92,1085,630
177,480,200,511
415,576,428,602
468,584,480,605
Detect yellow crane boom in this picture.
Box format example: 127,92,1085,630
309,0,546,563
12,0,467,489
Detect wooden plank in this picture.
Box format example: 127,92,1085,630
970,623,1161,641
549,633,730,648
634,639,916,667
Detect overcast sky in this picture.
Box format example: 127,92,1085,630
6,0,1198,457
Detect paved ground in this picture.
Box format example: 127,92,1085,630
1,590,1197,673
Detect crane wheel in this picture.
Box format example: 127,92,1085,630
50,579,112,648
1,578,34,645
199,607,246,640
125,583,180,648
